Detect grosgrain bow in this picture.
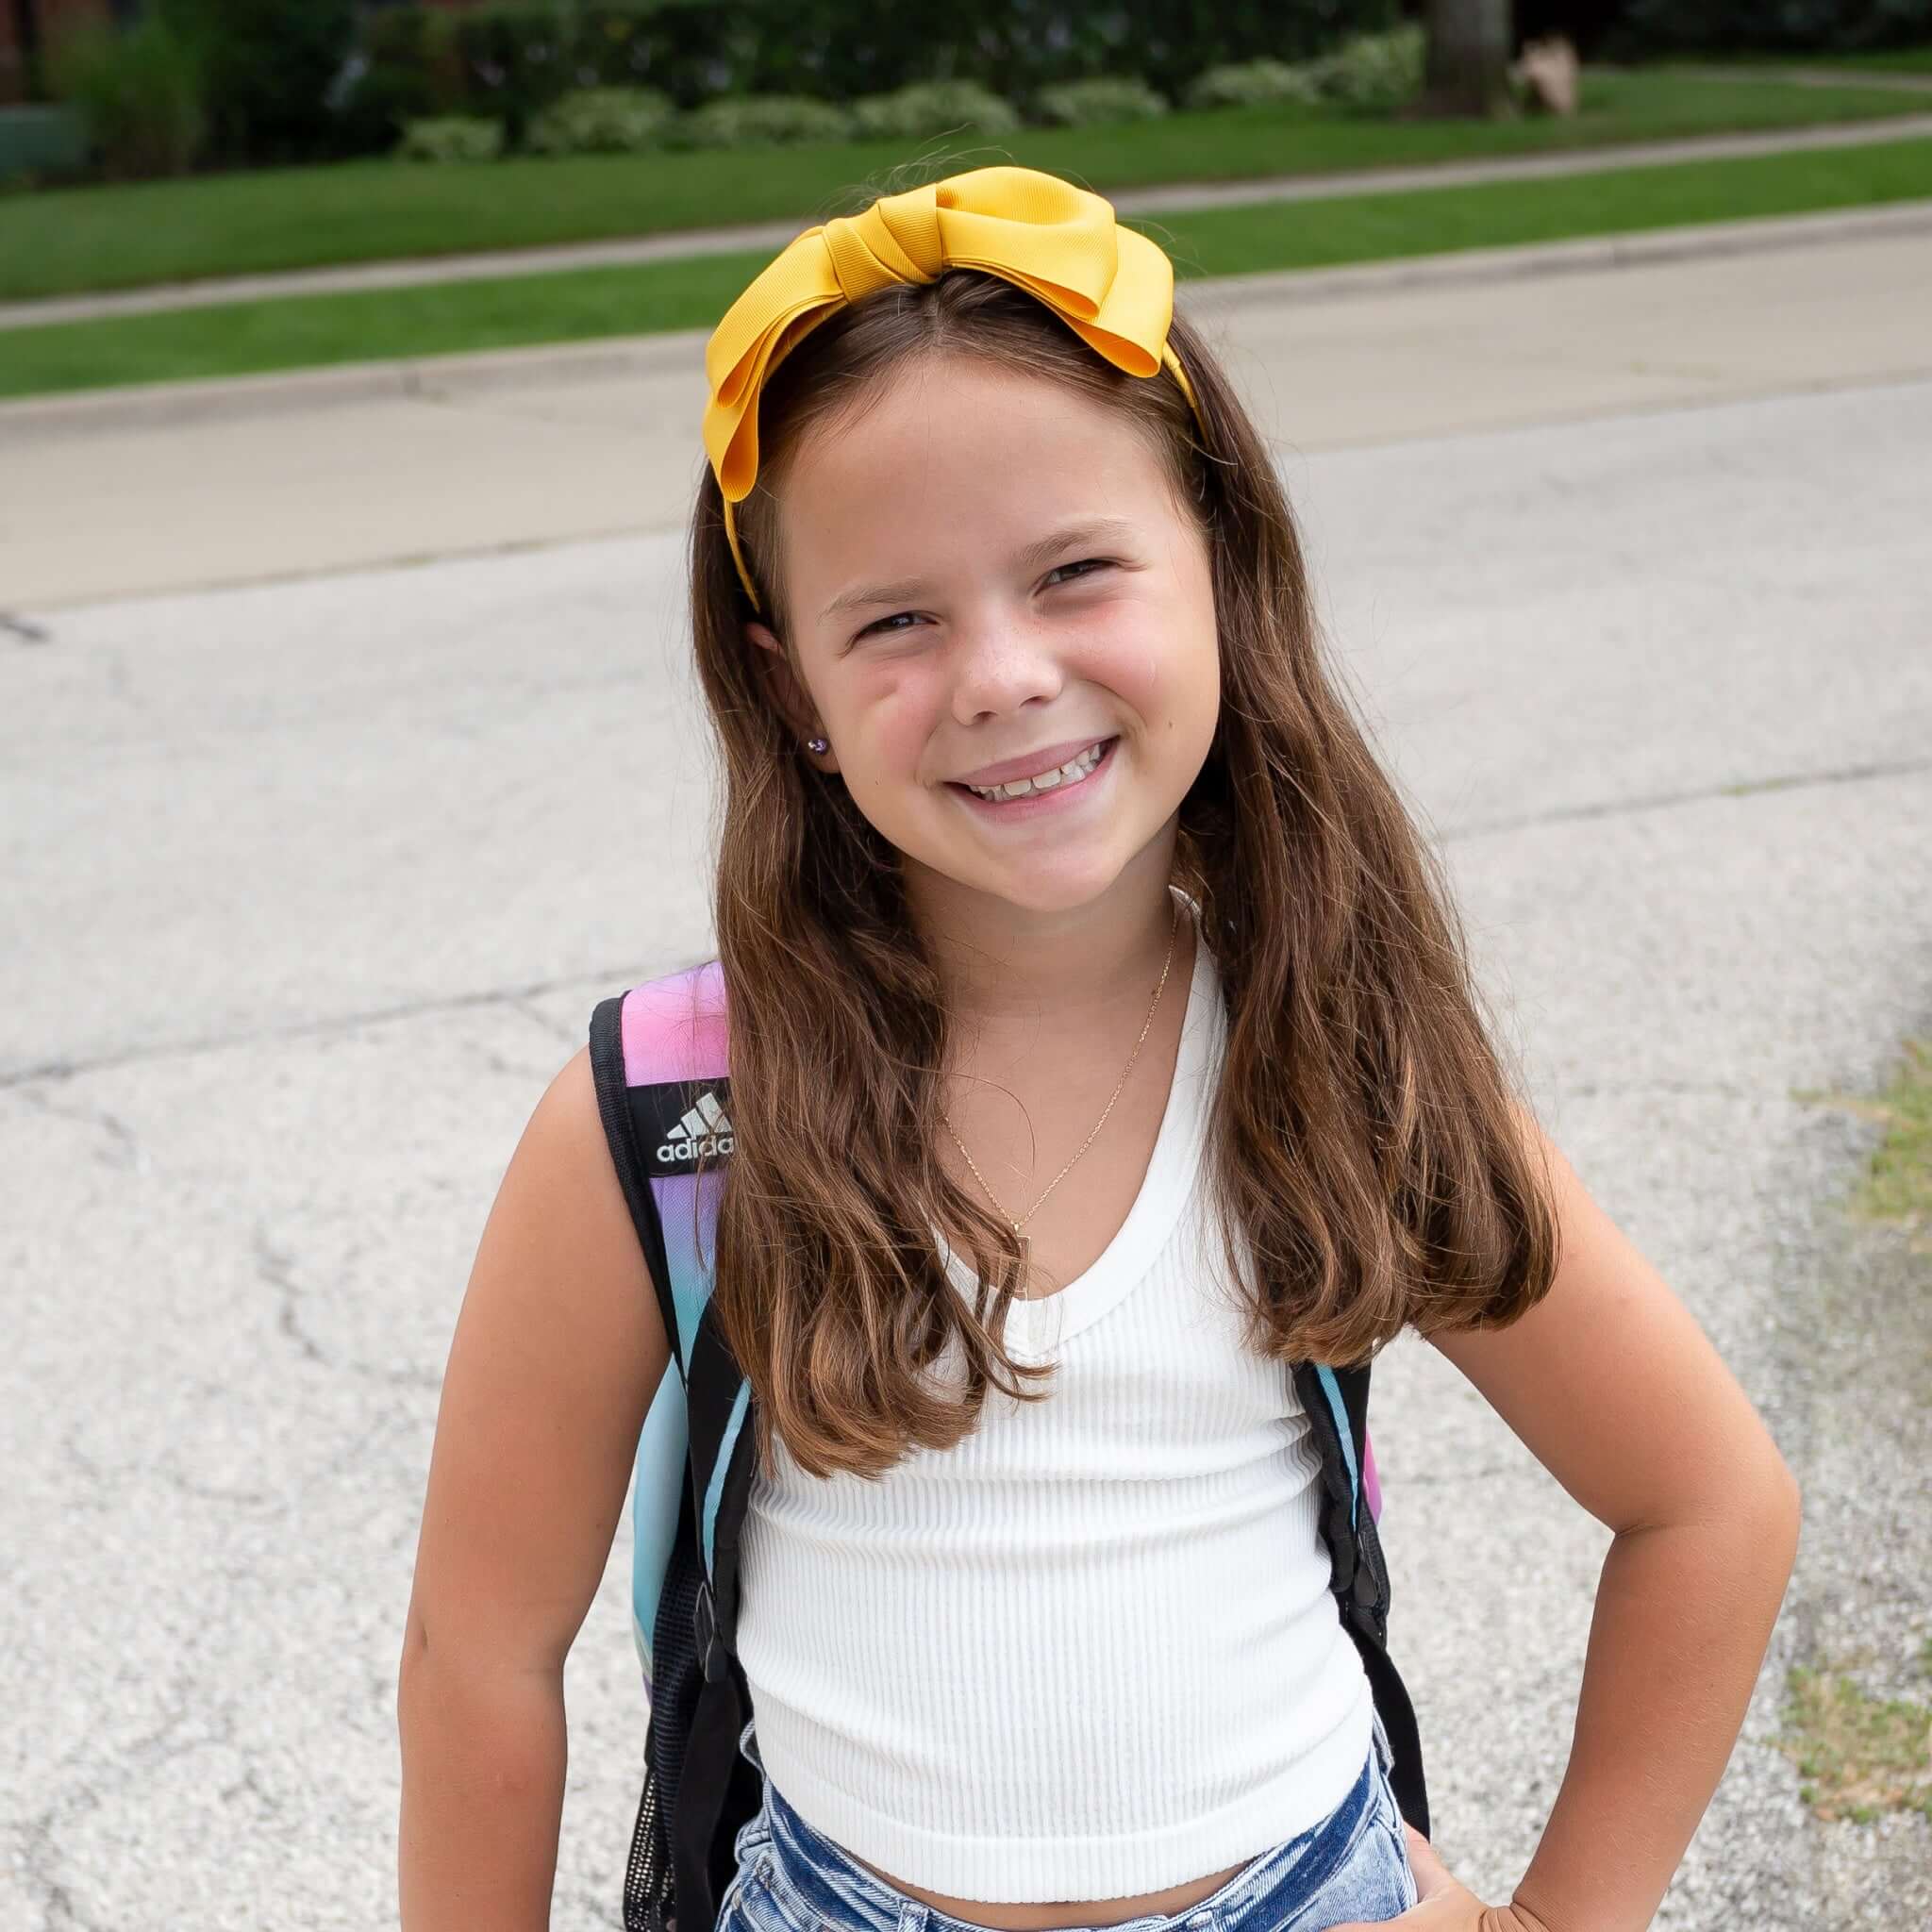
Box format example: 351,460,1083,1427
701,164,1204,612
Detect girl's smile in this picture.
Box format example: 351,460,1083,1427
946,733,1120,819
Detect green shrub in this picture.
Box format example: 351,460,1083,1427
48,14,208,179
1032,76,1169,127
525,86,676,154
850,80,1021,142
395,113,505,162
345,2,1402,130
668,93,858,148
1181,58,1323,110
1307,24,1424,112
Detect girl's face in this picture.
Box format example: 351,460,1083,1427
748,354,1220,921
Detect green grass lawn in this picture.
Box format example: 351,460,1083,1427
3,68,1929,303
1844,45,1932,75
6,135,1927,401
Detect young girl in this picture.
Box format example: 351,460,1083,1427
396,166,1801,1932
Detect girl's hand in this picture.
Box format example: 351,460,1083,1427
1331,1826,1554,1932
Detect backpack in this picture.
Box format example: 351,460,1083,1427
588,960,1429,1932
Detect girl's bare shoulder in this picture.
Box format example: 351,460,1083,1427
461,1044,670,1398
403,1048,669,1668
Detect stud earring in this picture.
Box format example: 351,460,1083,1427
805,736,829,755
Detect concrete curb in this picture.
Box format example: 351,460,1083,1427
6,109,1931,332
7,198,1931,444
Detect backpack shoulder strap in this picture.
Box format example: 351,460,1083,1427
588,958,750,1654
588,958,733,1380
586,960,766,1928
586,957,759,1633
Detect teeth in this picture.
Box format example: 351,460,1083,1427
966,741,1108,802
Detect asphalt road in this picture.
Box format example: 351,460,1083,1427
3,224,1929,1929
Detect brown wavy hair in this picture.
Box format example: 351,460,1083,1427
687,209,1560,1483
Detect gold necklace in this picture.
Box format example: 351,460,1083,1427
940,895,1181,1282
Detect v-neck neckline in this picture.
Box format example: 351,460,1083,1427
933,889,1223,1357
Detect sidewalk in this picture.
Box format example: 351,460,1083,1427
5,109,1930,331
6,202,1929,609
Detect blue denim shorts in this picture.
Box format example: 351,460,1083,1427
715,1714,1419,1932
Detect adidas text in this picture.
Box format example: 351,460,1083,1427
658,1090,735,1167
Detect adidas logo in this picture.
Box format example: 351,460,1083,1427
657,1088,735,1166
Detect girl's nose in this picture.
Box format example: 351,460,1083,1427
948,614,1066,724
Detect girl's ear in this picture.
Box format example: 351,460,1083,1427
745,620,835,767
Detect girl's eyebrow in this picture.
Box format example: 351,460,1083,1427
814,516,1141,625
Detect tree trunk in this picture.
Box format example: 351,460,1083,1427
1423,0,1516,118
11,0,43,103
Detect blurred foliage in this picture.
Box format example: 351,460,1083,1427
849,80,1024,141
332,0,1399,153
1182,58,1324,108
1511,0,1932,58
395,114,507,162
165,0,358,164
1306,23,1425,111
40,0,1932,182
1607,0,1932,57
667,94,859,149
47,12,208,178
1032,77,1172,126
430,2,669,143
526,86,678,155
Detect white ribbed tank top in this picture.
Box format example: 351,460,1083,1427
734,907,1373,1903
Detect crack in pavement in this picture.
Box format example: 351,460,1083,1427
465,1035,568,1083
56,1425,116,1519
252,1223,444,1394
7,1084,151,1171
256,1224,329,1370
0,958,656,1091
1444,753,1931,843
1,609,54,643
509,993,582,1047
17,1787,112,1932
152,1454,279,1510
97,639,165,726
16,1686,246,1931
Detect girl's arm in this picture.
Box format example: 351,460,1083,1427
1391,1110,1801,1932
397,1047,669,1932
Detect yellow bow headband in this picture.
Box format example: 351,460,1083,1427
701,163,1207,615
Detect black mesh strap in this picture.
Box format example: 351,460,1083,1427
1351,1620,1429,1837
672,1664,745,1928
